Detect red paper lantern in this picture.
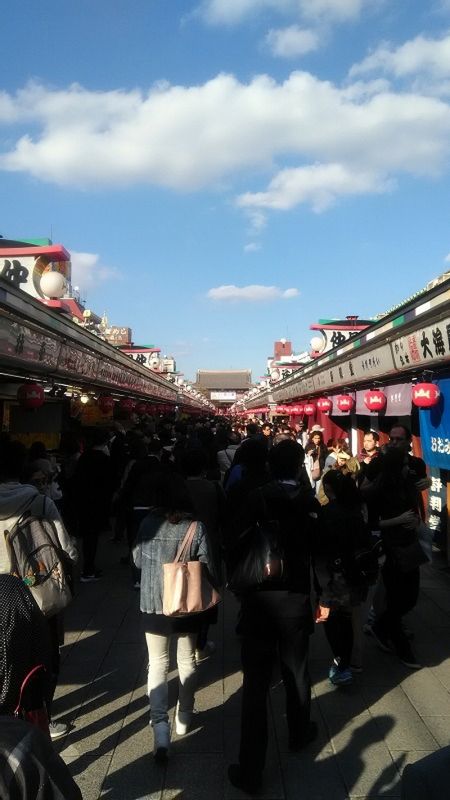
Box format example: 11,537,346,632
135,401,148,415
364,389,387,412
98,395,115,414
119,397,134,413
17,383,45,410
412,382,440,408
304,402,315,416
336,394,355,412
317,397,332,413
289,404,303,415
276,405,287,414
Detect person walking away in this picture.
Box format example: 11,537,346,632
133,472,216,763
316,471,372,684
361,425,430,669
225,440,319,794
73,428,114,581
0,442,78,740
217,430,241,483
181,448,225,661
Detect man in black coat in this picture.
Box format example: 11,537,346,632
226,439,319,794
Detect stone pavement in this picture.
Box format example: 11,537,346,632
53,537,450,799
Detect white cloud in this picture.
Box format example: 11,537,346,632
70,251,119,293
244,242,262,252
237,162,392,212
266,26,319,58
350,33,450,80
199,0,294,25
207,284,299,301
445,252,450,262
199,0,369,25
1,69,450,213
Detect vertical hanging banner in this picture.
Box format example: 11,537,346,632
418,378,450,470
426,466,448,546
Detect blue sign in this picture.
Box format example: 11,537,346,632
419,377,450,470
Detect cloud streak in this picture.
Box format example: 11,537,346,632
207,284,300,301
266,26,319,58
198,0,370,25
70,251,119,293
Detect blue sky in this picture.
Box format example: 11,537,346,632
2,0,450,381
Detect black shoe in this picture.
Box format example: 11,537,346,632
289,720,319,751
80,570,102,583
227,764,262,795
370,625,393,653
397,645,421,670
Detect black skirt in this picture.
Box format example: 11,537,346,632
142,612,204,635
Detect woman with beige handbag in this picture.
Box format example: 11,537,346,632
133,471,218,764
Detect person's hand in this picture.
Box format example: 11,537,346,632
315,604,330,623
415,477,432,491
398,510,419,529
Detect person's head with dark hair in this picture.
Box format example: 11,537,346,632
306,426,325,451
148,472,194,523
246,423,259,438
28,441,47,461
234,438,267,473
180,448,208,478
269,439,305,481
363,430,379,454
0,441,27,482
322,469,360,507
261,423,272,437
128,437,148,460
23,461,48,493
148,438,163,457
88,428,110,449
389,424,412,453
59,432,81,457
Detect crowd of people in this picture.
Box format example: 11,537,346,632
0,412,439,797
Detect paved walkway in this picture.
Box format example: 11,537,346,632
53,537,450,799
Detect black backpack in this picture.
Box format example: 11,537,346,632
227,489,284,593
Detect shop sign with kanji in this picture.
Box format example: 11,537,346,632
310,344,395,393
392,317,450,370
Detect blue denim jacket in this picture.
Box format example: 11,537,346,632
133,513,213,614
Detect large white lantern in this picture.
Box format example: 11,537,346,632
40,271,67,299
310,334,325,353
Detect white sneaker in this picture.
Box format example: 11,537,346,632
49,721,69,740
153,721,170,763
175,704,193,736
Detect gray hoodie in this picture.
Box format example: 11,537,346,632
0,482,78,574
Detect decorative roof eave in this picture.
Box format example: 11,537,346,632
245,278,450,409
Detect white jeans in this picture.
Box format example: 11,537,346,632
145,631,197,726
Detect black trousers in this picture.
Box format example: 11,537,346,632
375,558,420,651
81,529,99,575
324,607,353,669
45,614,61,720
238,592,312,779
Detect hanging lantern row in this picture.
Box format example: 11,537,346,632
273,382,441,416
